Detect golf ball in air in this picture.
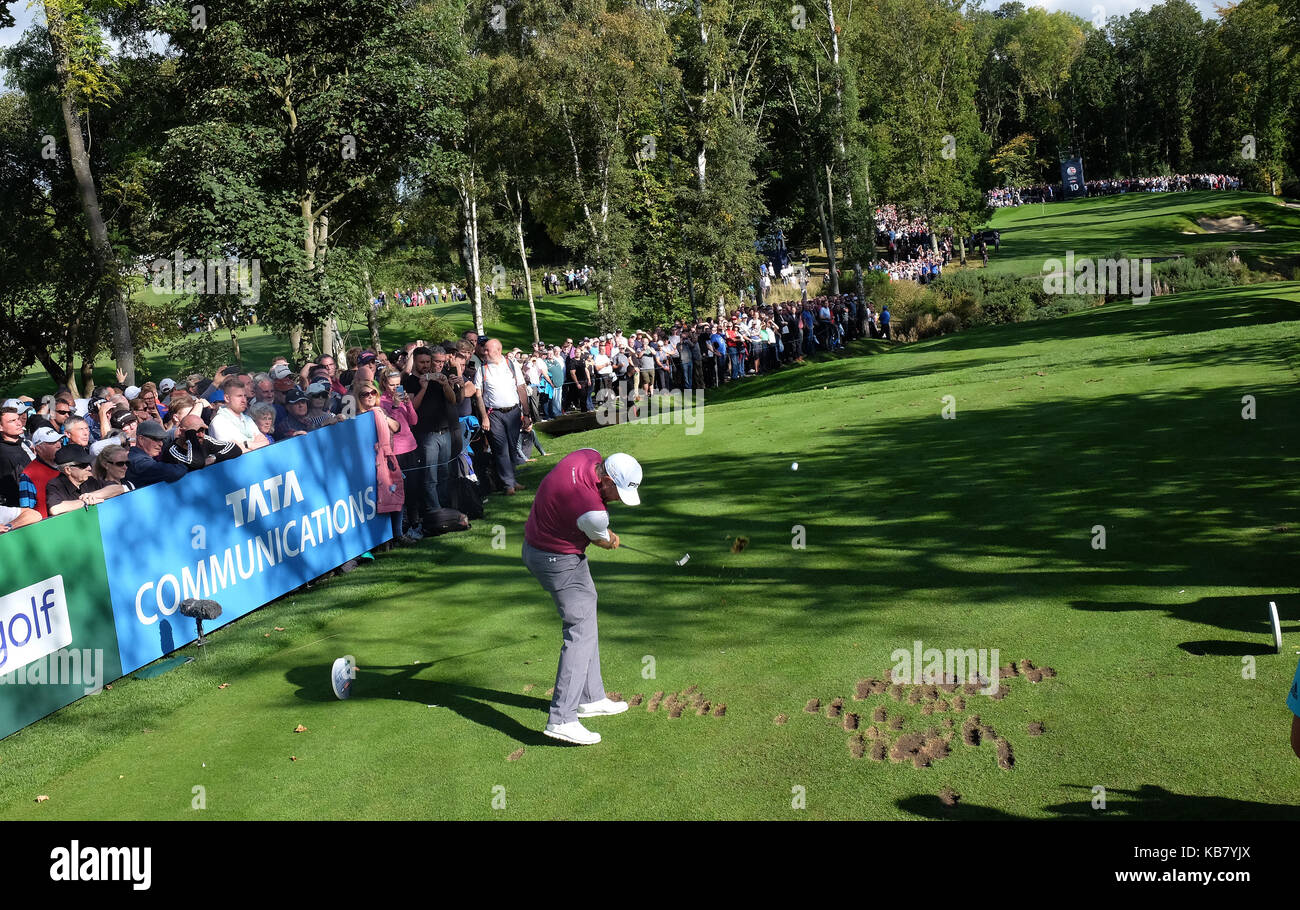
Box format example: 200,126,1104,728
791,462,798,471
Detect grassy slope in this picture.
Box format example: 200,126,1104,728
1,280,1296,820
983,191,1300,278
4,290,599,401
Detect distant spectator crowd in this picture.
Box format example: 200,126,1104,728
987,173,1241,207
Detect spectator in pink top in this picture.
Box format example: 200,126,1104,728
380,368,420,541
522,448,642,746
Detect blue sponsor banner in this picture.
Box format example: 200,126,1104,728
100,418,391,673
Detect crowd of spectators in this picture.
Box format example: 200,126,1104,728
987,173,1241,207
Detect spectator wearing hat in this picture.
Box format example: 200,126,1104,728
46,444,127,515
126,421,188,488
109,409,140,445
17,427,65,517
274,389,314,439
305,381,339,428
0,406,35,508
268,362,298,413
209,378,271,453
164,414,241,470
158,377,176,404
93,444,134,493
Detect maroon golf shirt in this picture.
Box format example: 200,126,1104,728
524,448,606,555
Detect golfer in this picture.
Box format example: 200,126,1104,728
523,448,642,745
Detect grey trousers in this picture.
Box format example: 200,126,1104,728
522,540,605,725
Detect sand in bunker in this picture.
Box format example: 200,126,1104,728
1182,215,1264,234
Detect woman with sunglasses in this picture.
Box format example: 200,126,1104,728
357,380,405,547
93,444,135,493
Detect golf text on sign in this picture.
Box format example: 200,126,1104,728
100,419,392,673
0,576,71,676
49,842,151,891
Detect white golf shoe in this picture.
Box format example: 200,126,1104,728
543,720,601,745
576,697,629,717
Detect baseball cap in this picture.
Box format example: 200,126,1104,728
158,378,176,395
137,420,168,441
270,363,293,380
357,351,378,366
603,453,642,506
285,389,308,405
111,410,139,431
56,444,93,467
2,398,33,415
124,385,141,400
307,380,331,396
32,427,63,445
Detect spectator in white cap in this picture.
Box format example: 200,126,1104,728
17,427,64,517
305,380,339,428
522,448,642,745
124,385,141,401
158,378,176,400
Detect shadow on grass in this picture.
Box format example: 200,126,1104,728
284,661,557,746
900,783,1300,820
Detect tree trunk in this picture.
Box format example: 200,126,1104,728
814,172,840,295
364,269,381,354
45,1,134,385
513,193,539,346
460,171,485,335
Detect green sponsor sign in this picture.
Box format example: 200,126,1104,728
0,508,121,740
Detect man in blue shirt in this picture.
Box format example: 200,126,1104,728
1289,657,1300,759
880,306,891,340
126,421,187,488
709,327,726,387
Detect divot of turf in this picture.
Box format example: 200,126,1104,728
712,704,726,717
990,685,1009,701
1025,668,1044,683
888,715,905,731
907,687,922,705
849,734,866,759
507,748,525,761
951,696,965,712
774,713,788,725
961,716,982,747
805,698,821,714
890,732,925,764
939,786,961,807
921,703,934,716
1028,722,1045,736
1041,667,1057,678
696,700,711,716
629,694,644,707
942,717,954,729
888,684,904,701
667,703,684,718
868,740,887,762
730,536,749,553
684,684,699,695
843,713,859,731
1018,659,1035,674
826,697,843,719
872,705,887,723
522,684,535,693
996,738,1015,770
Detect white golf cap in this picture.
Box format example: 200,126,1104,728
158,378,175,395
603,452,642,506
124,385,141,400
2,398,32,414
31,427,63,445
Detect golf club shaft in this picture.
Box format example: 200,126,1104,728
620,542,671,562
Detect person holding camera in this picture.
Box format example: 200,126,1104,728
401,346,459,517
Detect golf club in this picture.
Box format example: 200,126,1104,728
622,542,690,567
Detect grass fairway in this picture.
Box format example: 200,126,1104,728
1,280,1297,820
985,191,1300,278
